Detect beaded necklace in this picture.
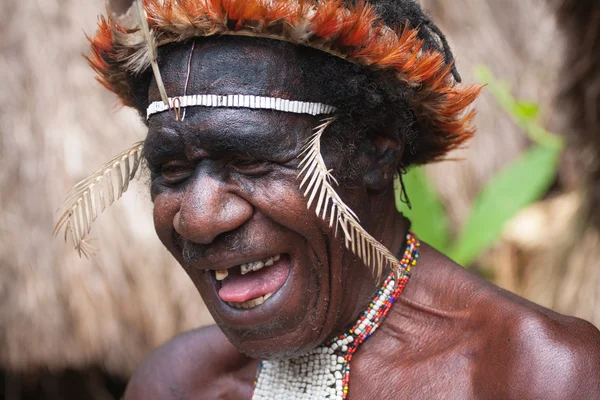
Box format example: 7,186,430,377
252,233,420,400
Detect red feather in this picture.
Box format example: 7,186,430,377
87,0,483,164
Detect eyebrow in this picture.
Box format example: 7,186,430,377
145,119,303,164
187,115,304,160
204,132,282,158
143,129,186,166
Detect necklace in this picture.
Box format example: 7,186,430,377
252,233,420,400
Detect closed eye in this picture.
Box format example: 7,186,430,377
228,158,272,176
160,160,194,184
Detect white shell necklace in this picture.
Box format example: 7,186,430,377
252,233,420,400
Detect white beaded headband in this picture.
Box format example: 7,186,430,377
58,98,403,279
146,94,337,119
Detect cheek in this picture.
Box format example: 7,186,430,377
251,174,314,232
249,174,333,264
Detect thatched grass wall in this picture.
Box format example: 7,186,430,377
489,0,600,326
0,0,210,382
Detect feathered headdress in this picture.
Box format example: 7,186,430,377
56,0,481,279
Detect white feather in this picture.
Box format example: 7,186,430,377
297,118,402,280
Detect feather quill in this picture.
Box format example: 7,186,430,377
298,119,401,281
54,141,145,257
105,0,169,104
134,0,170,105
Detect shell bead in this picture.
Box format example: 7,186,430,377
252,233,420,399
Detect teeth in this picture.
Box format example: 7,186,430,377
253,261,264,271
238,254,281,275
240,263,250,275
215,269,229,281
227,292,275,309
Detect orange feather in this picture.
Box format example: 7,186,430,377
338,1,377,48
87,0,483,164
310,0,344,39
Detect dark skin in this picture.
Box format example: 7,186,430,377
126,38,600,399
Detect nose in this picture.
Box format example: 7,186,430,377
173,173,253,245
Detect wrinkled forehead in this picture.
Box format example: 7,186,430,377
148,36,334,106
146,36,343,159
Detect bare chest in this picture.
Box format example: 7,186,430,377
347,339,480,400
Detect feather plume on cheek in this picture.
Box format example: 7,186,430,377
54,142,145,258
54,0,169,257
298,118,402,281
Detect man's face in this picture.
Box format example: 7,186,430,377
144,38,380,359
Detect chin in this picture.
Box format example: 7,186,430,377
188,250,332,360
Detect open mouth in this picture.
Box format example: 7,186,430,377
214,254,291,310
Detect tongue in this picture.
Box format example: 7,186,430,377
218,261,289,303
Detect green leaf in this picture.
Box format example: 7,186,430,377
475,64,565,149
396,168,450,252
514,101,540,121
448,144,561,265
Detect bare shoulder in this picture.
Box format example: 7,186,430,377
398,245,600,399
440,253,600,398
124,324,259,400
477,282,600,399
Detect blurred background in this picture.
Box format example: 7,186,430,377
0,0,598,398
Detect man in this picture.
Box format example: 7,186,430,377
56,0,600,398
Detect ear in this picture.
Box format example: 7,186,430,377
363,135,403,191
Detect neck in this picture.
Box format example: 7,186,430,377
368,184,410,264
333,189,409,337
